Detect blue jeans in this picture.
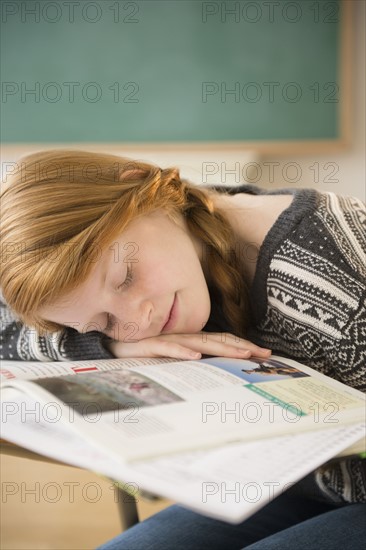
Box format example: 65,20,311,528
97,488,366,549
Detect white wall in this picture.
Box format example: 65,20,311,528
0,148,260,188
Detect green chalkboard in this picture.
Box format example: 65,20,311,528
1,0,348,147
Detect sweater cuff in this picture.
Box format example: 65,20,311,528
59,329,115,361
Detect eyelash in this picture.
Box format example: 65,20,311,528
104,315,115,333
118,264,133,289
104,265,133,332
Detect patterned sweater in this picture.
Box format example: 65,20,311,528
1,185,365,504
206,184,366,505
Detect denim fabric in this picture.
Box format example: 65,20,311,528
97,489,366,550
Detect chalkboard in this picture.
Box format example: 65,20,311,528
1,0,351,153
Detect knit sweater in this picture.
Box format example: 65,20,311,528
1,184,365,503
206,184,366,392
205,184,366,505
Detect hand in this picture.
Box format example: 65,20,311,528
105,332,272,361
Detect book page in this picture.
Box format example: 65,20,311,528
1,388,364,524
0,357,173,382
3,356,364,462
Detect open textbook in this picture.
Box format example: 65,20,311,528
1,355,365,523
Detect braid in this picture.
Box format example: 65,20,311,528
181,183,249,338
132,167,250,336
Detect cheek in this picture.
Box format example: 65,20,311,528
141,239,201,290
149,261,174,287
134,258,169,294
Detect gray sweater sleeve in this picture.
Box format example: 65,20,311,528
0,297,114,362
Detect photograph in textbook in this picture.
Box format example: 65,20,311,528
34,368,183,414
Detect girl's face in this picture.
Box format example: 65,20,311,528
39,209,212,341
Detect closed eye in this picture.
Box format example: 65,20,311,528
104,265,133,333
104,314,116,333
118,264,133,289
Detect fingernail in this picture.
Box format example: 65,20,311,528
189,351,201,358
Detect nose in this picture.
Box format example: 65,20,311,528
109,296,153,336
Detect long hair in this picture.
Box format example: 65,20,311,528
0,150,249,336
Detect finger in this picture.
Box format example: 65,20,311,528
173,339,261,359
245,346,272,357
142,340,202,360
107,338,201,360
160,333,271,359
189,334,270,357
204,334,272,357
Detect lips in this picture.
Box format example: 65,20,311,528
162,293,178,332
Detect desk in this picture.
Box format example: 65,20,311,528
0,438,139,530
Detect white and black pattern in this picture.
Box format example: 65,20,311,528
17,325,64,361
242,186,366,507
206,185,365,508
258,238,365,383
316,193,366,278
0,294,113,362
316,457,366,504
248,191,366,392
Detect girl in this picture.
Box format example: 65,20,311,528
1,150,365,549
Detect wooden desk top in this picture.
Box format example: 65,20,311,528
0,438,73,466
